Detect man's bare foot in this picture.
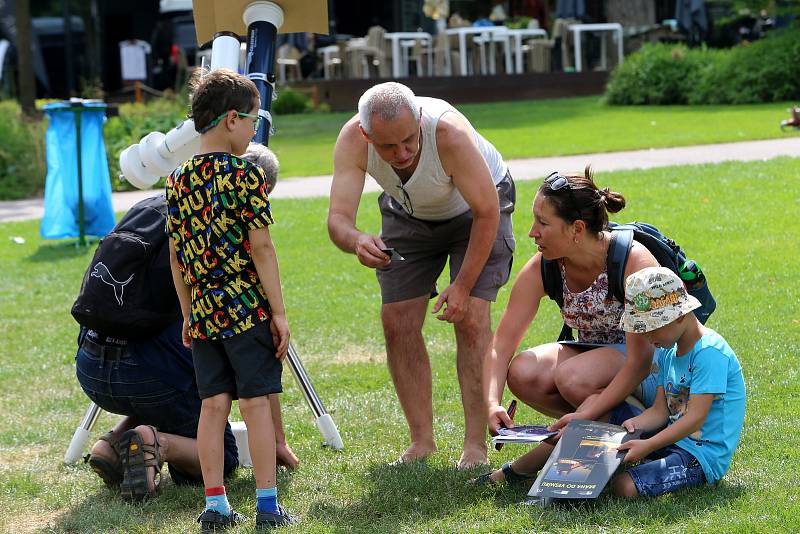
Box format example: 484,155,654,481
392,441,437,465
276,442,299,470
457,444,489,470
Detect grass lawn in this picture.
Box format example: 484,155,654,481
1,157,799,532
271,97,800,177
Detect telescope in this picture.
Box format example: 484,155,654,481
65,0,343,464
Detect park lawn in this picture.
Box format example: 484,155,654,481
0,157,799,533
270,96,800,177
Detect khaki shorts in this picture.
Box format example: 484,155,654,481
376,173,516,304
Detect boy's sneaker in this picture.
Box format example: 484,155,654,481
198,509,245,532
255,505,296,529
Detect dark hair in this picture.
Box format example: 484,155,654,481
189,68,260,133
538,165,626,234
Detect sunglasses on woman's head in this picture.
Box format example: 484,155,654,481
545,172,571,191
544,172,581,219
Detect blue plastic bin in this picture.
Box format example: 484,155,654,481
41,100,115,241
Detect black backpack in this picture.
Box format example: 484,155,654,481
71,194,181,340
542,221,716,341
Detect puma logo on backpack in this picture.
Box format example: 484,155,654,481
542,221,716,341
90,262,134,306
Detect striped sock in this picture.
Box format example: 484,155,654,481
205,486,231,516
256,487,278,513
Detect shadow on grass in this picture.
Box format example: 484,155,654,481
501,478,748,528
52,465,297,532
25,240,96,263
306,460,494,529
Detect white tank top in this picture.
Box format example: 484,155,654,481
366,97,508,221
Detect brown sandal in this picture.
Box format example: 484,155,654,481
119,426,164,502
85,430,124,491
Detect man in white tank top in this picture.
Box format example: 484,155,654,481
328,82,515,469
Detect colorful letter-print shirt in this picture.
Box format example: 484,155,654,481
166,153,274,340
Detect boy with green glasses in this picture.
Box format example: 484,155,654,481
166,68,295,531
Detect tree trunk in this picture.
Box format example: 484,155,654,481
15,0,37,116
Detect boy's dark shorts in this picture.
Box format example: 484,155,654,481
192,321,283,399
376,173,516,304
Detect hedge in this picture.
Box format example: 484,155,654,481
606,29,800,105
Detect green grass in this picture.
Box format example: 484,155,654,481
270,97,800,177
1,157,799,532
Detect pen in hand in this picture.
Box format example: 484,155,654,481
494,399,518,451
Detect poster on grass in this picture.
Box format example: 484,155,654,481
526,420,640,504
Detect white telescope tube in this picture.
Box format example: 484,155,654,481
119,31,241,189
210,32,242,71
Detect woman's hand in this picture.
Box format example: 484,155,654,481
488,404,514,435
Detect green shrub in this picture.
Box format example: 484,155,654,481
689,30,800,104
272,88,311,115
606,29,800,105
605,43,705,105
0,101,47,200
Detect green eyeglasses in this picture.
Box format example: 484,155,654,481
198,111,260,134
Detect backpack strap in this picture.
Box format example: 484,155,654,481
540,257,564,308
540,258,574,341
606,229,634,303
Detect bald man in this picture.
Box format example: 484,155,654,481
328,82,515,469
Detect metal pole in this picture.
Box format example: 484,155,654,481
63,0,74,96
74,105,86,247
64,401,102,463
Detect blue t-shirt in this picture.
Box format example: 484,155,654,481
657,328,746,483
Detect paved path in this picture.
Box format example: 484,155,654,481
1,137,797,223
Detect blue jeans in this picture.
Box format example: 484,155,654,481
609,403,706,497
76,345,238,485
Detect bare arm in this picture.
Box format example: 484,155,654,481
168,237,193,348
619,393,714,463
327,118,390,268
249,225,289,359
432,113,500,323
622,387,670,433
486,254,547,432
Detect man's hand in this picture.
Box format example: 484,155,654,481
431,282,470,323
354,233,391,268
181,317,192,349
270,314,290,360
488,404,514,435
617,439,652,464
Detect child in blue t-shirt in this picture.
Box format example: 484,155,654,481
611,266,746,498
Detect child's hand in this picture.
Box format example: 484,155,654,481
270,314,290,360
181,317,192,349
622,418,637,433
617,439,651,464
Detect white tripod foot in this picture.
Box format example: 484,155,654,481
316,413,344,450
